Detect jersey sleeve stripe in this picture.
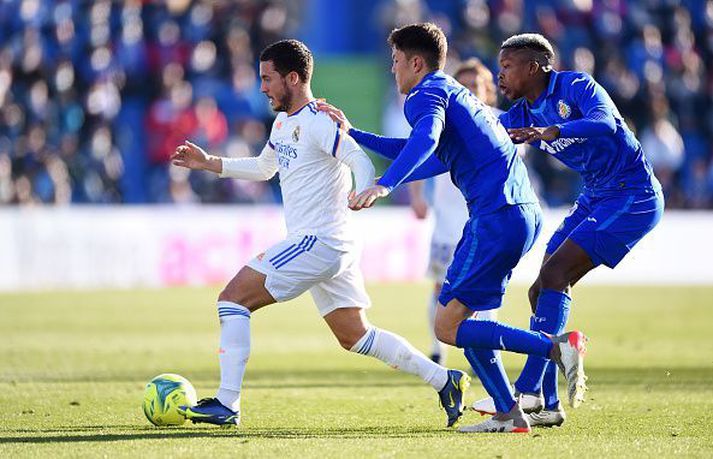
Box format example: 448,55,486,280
268,140,275,149
331,122,342,157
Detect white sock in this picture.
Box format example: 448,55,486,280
427,291,447,358
350,327,448,391
215,301,251,412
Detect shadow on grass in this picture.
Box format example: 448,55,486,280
0,425,443,444
4,367,713,388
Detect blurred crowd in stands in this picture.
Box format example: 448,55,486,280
1,0,713,208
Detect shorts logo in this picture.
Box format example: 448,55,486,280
558,100,571,119
292,125,301,142
256,252,265,261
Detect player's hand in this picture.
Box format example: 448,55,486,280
171,140,211,170
507,126,560,143
410,194,428,219
316,101,353,132
349,185,389,211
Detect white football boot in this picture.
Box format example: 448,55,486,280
551,330,588,408
459,418,531,433
526,404,566,427
471,390,544,415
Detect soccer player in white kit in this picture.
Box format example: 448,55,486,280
407,58,500,365
170,39,470,428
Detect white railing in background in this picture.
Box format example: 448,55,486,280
0,206,710,291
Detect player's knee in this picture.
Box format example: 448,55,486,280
538,265,570,291
217,286,243,305
434,320,456,346
217,284,258,310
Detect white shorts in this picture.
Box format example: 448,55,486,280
427,240,457,283
248,234,371,317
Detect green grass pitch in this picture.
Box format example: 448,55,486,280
1,284,712,457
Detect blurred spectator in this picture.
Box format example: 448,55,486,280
0,0,711,209
640,97,684,200
1,0,286,206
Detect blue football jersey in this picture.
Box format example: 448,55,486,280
500,70,661,197
382,71,538,216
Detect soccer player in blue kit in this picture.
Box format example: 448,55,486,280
319,23,587,433
471,33,664,428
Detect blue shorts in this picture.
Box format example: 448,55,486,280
439,203,542,311
546,190,664,268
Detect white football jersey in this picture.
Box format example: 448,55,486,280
267,101,355,251
432,173,469,245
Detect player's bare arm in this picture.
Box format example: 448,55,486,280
171,140,223,174
507,126,560,143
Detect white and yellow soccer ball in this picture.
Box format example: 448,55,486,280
142,373,197,426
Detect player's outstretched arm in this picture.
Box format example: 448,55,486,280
348,115,446,212
375,89,447,192
172,140,278,181
317,101,406,160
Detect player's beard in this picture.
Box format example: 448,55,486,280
272,81,293,112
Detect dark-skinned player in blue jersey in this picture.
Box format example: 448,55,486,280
471,33,664,428
318,23,588,433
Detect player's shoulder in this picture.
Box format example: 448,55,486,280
405,84,449,117
305,106,339,133
559,70,593,82
556,71,596,93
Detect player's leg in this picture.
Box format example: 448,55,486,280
180,264,275,426
428,282,447,364
312,260,468,427
426,241,453,364
436,204,586,432
183,234,332,426
534,263,588,423
471,251,556,417
514,197,592,413
213,266,275,411
323,307,450,391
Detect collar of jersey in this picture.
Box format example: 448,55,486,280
411,70,446,94
527,70,559,114
287,99,317,117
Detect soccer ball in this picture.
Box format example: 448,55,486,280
142,373,197,426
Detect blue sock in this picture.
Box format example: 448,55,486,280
514,289,571,396
543,360,560,409
464,347,515,413
455,319,552,357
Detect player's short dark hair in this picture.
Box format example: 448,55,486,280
260,39,314,82
388,23,447,70
501,33,555,71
